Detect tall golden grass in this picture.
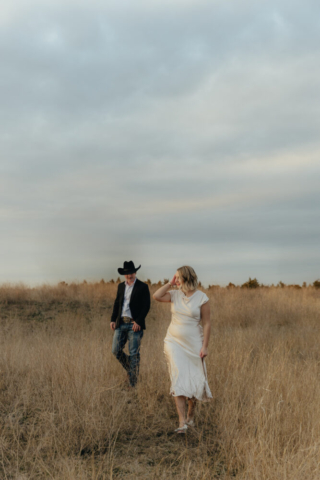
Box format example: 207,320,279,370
0,282,320,479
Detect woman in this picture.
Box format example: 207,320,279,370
153,266,212,433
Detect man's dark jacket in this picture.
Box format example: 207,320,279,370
111,279,151,330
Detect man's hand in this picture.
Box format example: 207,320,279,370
132,321,141,332
110,322,116,331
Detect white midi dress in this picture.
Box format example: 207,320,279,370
164,289,212,401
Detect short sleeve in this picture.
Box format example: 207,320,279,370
169,290,177,303
200,292,209,306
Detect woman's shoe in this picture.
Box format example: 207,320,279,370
186,419,195,427
174,424,188,434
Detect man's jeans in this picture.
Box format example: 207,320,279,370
112,323,143,387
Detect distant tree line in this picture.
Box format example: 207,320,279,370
207,278,320,289
58,278,320,289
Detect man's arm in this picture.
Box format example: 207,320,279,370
110,285,122,330
133,285,151,326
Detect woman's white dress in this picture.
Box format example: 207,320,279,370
164,289,212,401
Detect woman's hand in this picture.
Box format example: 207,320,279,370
170,274,176,286
200,346,208,358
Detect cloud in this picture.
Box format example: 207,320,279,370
1,0,320,284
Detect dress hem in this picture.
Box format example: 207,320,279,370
169,386,213,402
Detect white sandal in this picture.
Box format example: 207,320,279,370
174,424,188,434
186,419,195,427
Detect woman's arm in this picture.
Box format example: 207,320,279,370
153,275,176,303
200,301,211,358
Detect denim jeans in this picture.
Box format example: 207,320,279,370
112,323,144,387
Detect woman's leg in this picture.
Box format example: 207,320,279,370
174,396,187,428
187,398,197,422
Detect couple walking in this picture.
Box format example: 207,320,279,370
110,260,212,433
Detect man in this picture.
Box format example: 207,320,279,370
110,261,151,387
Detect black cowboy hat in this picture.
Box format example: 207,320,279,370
118,261,141,275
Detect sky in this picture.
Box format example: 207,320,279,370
1,0,320,286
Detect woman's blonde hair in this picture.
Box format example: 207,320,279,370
177,266,199,293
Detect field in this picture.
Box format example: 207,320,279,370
1,282,320,479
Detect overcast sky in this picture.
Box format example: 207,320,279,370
1,0,320,286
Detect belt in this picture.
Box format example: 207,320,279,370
122,316,133,324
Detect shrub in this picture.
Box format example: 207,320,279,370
241,277,260,289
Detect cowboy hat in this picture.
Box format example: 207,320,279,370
118,261,141,275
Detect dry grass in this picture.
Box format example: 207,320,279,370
0,283,320,479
